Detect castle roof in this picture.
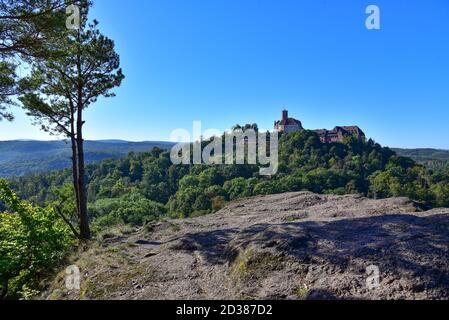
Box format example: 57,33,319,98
341,126,365,136
276,118,302,126
274,110,365,142
313,126,365,138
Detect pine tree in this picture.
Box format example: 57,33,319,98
19,2,124,239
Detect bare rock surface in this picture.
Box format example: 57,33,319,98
45,192,449,300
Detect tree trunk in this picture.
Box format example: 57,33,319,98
1,278,8,300
75,33,90,240
71,136,80,216
76,110,90,240
69,103,80,221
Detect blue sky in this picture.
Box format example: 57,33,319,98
1,0,449,148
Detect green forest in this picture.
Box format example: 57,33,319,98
393,148,449,171
7,130,449,228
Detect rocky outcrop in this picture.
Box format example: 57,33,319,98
45,192,449,300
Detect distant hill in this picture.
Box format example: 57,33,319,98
0,140,174,177
393,148,449,170
3,141,447,178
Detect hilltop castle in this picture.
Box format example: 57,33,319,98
274,110,365,143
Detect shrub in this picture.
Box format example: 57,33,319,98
90,192,166,231
0,179,72,299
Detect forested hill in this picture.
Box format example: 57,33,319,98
393,148,449,170
0,140,174,177
8,130,449,231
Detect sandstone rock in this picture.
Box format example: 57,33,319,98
44,192,449,300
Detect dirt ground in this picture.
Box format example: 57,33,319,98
44,192,449,300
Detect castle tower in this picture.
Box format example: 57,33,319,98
282,110,288,122
275,109,302,133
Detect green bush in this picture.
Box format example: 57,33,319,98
90,192,166,231
0,179,72,299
